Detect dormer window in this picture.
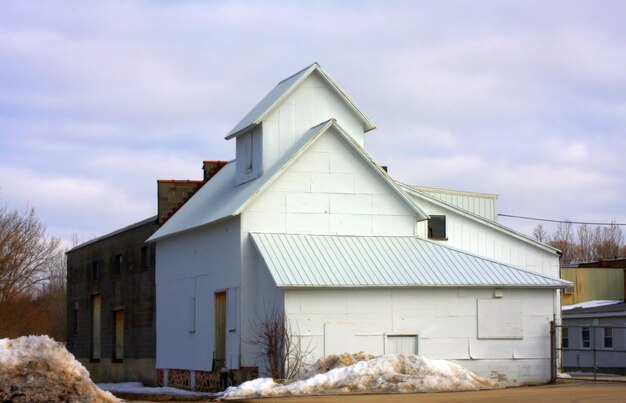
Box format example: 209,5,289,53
428,215,447,240
235,126,262,186
242,132,253,173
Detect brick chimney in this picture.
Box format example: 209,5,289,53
157,160,228,225
203,160,228,181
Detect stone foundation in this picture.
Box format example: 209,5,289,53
157,367,258,392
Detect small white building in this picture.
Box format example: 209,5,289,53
148,63,570,389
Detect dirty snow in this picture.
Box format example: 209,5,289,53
219,355,499,399
562,300,622,310
99,382,211,396
0,335,119,402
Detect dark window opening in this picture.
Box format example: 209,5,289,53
581,327,590,349
113,310,124,362
140,246,148,269
561,327,569,349
603,327,613,349
114,254,123,276
91,261,100,281
428,215,447,240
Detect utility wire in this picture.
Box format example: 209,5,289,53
498,213,626,226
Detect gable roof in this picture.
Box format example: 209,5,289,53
398,183,561,256
148,120,427,242
225,62,376,140
250,232,571,289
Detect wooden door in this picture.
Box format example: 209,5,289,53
214,291,227,369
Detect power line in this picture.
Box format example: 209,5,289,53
498,213,626,226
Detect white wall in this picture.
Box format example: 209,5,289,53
262,71,366,172
415,199,560,278
239,125,419,371
284,287,557,386
244,126,417,237
155,217,242,371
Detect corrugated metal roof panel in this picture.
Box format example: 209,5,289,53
250,233,571,289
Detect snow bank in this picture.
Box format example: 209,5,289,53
0,335,119,402
219,355,499,399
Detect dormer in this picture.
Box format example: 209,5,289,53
226,63,375,185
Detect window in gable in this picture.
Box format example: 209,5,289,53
428,215,447,240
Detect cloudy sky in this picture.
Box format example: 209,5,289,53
1,1,625,247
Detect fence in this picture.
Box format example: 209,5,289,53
550,321,626,382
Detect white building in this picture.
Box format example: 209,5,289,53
148,63,570,389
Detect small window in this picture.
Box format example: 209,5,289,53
561,327,569,349
140,246,148,269
113,310,124,361
603,327,613,349
114,254,123,276
428,215,446,240
581,327,591,349
91,260,100,281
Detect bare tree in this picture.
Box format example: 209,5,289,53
0,204,60,335
533,224,549,243
549,221,575,264
594,221,623,260
576,224,597,263
247,303,312,380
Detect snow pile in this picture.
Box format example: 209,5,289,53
309,351,376,375
219,355,499,399
0,335,119,402
562,300,622,310
99,382,210,397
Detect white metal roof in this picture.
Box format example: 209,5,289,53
398,183,561,256
250,232,571,289
148,120,426,242
225,62,376,140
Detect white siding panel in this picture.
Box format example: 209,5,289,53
420,338,470,359
248,191,286,213
329,194,372,214
311,173,354,194
354,174,387,194
290,151,330,173
244,212,287,233
286,193,329,214
372,194,407,215
469,339,514,359
272,172,311,192
285,213,330,233
372,215,415,235
284,288,556,386
330,214,372,234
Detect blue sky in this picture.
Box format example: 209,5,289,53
1,1,625,246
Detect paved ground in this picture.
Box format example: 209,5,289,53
124,380,626,402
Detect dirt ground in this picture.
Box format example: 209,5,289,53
125,380,626,403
